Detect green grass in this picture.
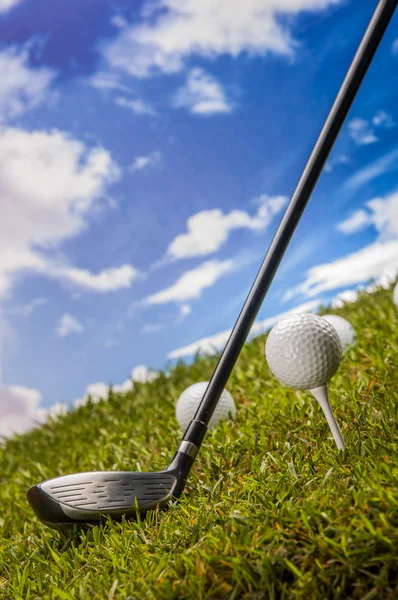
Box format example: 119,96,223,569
1,283,397,600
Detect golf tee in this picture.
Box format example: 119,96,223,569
310,385,345,450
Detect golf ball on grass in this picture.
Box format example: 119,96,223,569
176,382,236,432
265,313,345,450
321,314,356,353
394,282,398,307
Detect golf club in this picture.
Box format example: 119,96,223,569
27,0,397,529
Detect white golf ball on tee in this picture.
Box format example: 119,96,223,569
176,381,236,433
265,313,345,450
265,313,342,390
321,314,356,353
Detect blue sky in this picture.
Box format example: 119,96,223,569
0,0,397,438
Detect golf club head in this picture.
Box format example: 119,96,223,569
27,452,194,530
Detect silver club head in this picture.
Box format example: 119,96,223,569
26,447,197,530
27,470,178,529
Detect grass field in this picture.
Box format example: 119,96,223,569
1,283,397,599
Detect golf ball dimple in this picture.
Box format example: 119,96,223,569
321,314,356,353
175,382,236,432
265,313,342,390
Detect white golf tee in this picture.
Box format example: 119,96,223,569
310,384,345,450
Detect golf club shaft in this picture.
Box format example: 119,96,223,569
182,0,397,450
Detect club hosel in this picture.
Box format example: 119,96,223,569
167,419,208,476
167,422,209,498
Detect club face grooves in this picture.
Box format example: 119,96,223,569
45,471,176,508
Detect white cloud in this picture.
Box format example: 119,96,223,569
283,240,398,301
74,382,113,408
348,118,377,146
255,194,289,223
285,188,398,303
105,339,119,348
111,15,129,30
0,365,159,439
0,385,68,440
46,402,69,419
0,385,46,439
366,194,398,241
180,304,191,317
0,317,11,379
367,269,398,291
103,0,342,78
337,191,398,240
372,110,395,128
22,297,48,316
115,96,156,116
331,270,398,308
168,299,321,359
89,72,131,94
0,127,139,299
144,259,234,305
141,323,164,334
74,365,158,407
172,68,232,115
56,313,85,337
0,44,56,122
324,154,349,173
130,150,162,172
131,364,158,383
165,194,288,261
347,111,395,147
336,209,370,234
343,148,398,192
49,263,139,293
331,289,359,308
89,74,156,116
0,0,22,14
5,296,48,317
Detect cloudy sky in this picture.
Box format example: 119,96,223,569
0,0,397,438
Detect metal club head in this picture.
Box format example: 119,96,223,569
26,450,194,530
